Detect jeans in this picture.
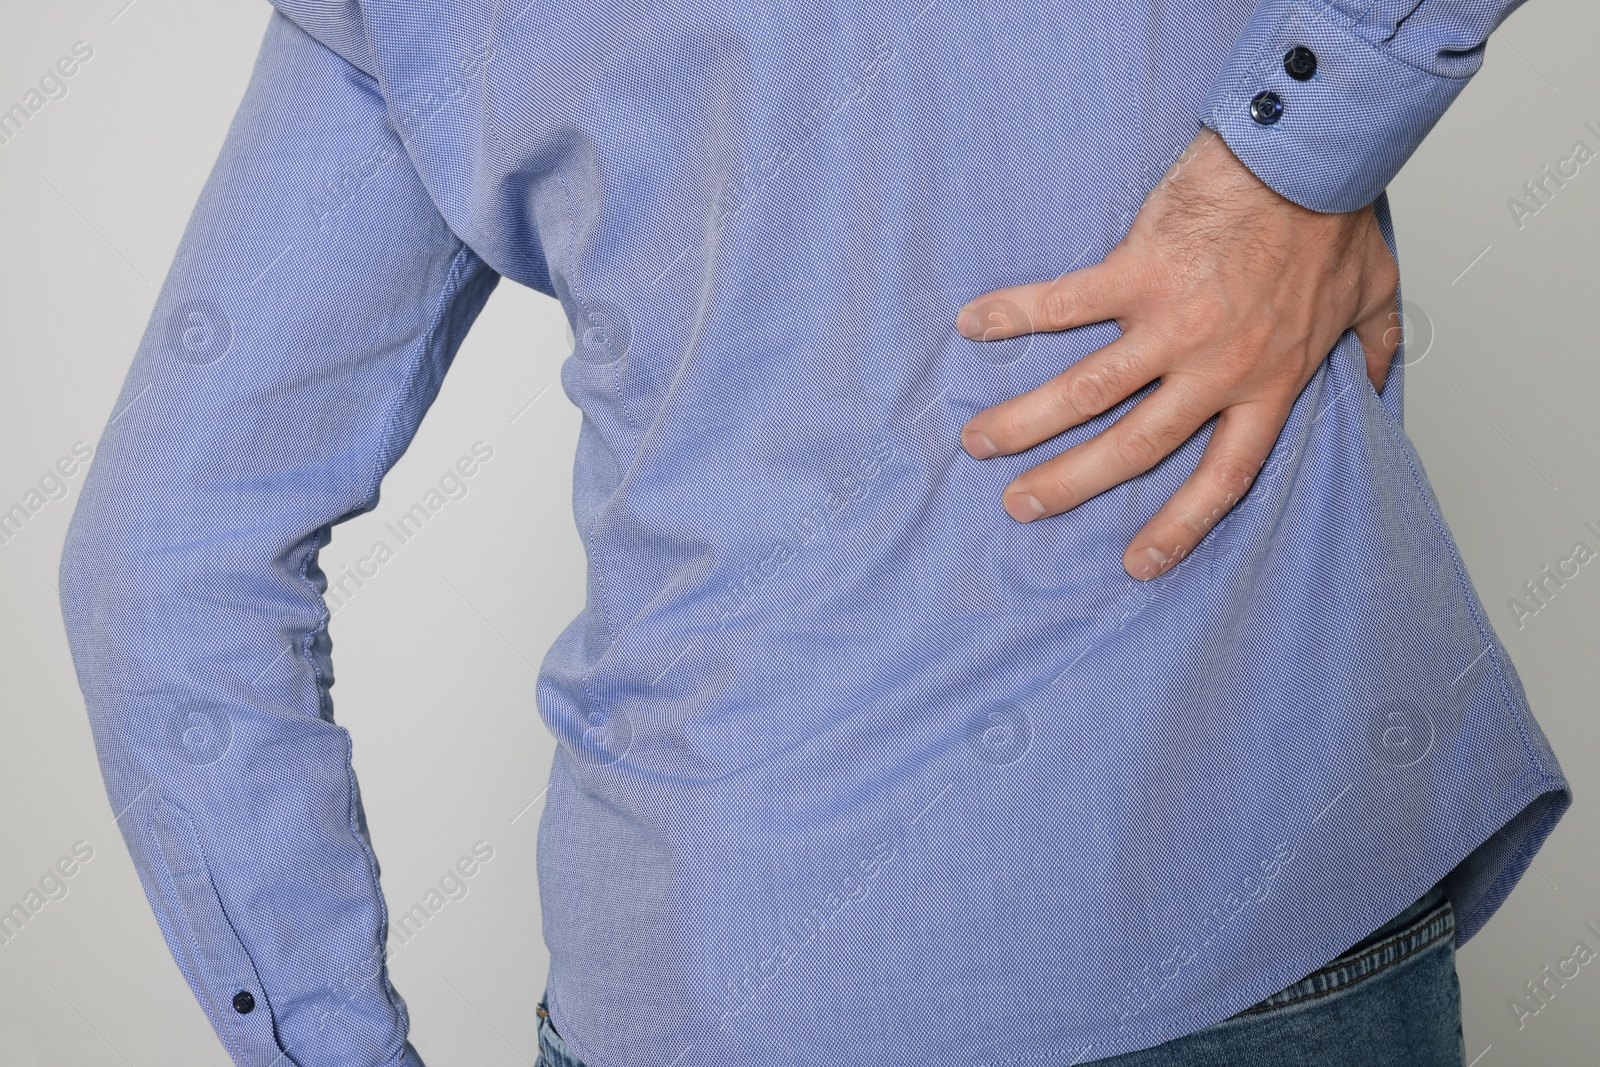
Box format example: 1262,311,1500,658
534,880,1462,1067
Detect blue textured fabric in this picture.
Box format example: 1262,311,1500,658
1200,0,1524,212
534,881,1468,1066
58,2,1569,1067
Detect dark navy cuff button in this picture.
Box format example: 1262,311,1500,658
233,990,255,1014
1284,46,1317,80
1249,90,1283,125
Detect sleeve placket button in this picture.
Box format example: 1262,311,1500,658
232,990,255,1014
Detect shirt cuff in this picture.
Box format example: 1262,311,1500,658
1199,0,1473,214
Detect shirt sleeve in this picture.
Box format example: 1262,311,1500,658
58,10,499,1067
1199,0,1533,212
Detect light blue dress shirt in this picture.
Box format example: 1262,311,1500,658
60,1,1570,1065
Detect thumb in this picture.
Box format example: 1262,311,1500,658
1353,292,1401,395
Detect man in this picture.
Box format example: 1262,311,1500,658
59,0,1570,1065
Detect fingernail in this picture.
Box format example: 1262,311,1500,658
1004,492,1046,522
1138,546,1171,579
956,306,981,337
962,429,998,459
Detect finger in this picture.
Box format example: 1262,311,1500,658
999,377,1215,522
956,258,1129,341
961,333,1157,459
1121,400,1286,580
1353,290,1401,395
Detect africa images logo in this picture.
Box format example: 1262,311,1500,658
166,702,233,766
965,707,1032,766
166,299,232,366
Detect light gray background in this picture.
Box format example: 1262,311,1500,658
1,1,1595,1064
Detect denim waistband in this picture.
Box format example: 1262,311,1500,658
1346,879,1449,956
1234,880,1454,1017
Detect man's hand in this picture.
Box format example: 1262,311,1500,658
955,126,1401,581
